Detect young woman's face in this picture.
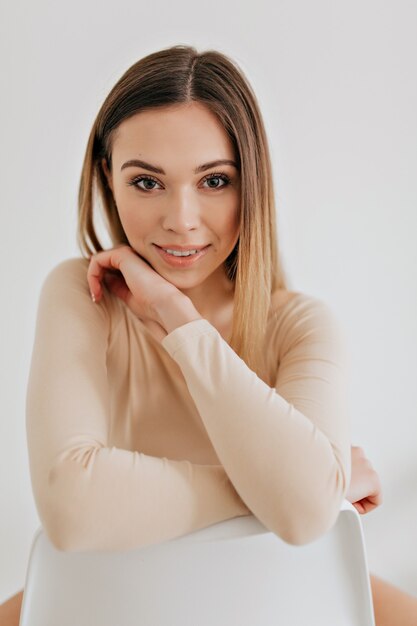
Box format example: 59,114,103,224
102,101,241,293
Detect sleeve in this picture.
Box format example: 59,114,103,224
25,258,249,553
161,296,352,546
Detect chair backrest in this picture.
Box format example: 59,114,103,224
20,499,375,626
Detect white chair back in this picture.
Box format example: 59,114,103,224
20,500,375,626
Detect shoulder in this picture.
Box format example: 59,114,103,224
40,257,90,291
269,288,300,315
267,288,347,356
39,257,94,308
41,257,89,297
38,257,119,326
269,288,341,325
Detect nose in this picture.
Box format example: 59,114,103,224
161,187,201,233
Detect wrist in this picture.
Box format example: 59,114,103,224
153,292,203,335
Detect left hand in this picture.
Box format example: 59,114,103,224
86,244,186,342
345,445,383,515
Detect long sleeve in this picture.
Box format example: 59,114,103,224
25,259,249,553
161,296,352,546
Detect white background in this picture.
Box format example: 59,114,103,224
1,0,416,603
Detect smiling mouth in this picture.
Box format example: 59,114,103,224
155,244,210,252
154,244,211,266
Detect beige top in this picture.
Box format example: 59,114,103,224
26,257,351,552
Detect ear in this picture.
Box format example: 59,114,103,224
101,157,114,192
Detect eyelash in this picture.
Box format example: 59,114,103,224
126,172,232,192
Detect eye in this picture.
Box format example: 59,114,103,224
127,175,162,192
201,173,231,189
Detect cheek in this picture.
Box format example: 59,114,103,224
220,206,240,241
117,203,155,239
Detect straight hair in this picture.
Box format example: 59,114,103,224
77,44,288,379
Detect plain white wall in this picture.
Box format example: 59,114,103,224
1,0,416,603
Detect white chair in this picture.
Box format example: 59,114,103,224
19,499,375,626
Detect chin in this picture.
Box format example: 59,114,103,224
163,269,208,289
165,273,205,288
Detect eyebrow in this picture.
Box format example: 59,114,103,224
120,158,238,174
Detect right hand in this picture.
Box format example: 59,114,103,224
87,244,185,323
103,272,168,345
345,445,383,515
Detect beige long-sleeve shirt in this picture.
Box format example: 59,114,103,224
26,257,351,553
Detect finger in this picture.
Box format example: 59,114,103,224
355,499,376,515
87,254,111,301
359,494,382,514
353,501,366,514
87,249,127,301
368,491,383,507
362,500,379,514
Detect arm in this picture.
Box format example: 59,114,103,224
158,294,352,546
26,259,249,553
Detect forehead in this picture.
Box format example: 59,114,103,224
111,102,235,165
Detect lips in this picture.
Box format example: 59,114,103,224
153,243,211,267
155,244,210,251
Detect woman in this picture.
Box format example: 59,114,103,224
1,44,416,625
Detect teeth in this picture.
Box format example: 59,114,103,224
163,249,199,257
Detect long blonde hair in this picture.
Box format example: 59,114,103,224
77,44,288,378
